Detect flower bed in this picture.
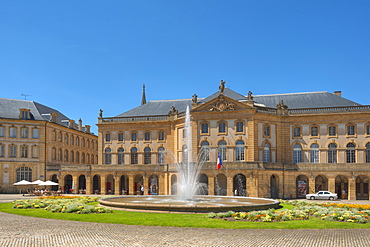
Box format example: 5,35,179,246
207,200,370,224
13,196,113,214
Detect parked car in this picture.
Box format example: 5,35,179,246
306,191,338,200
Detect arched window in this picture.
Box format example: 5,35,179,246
105,148,111,164
236,140,245,161
118,148,124,164
328,143,337,163
158,147,165,164
346,143,356,163
131,147,138,164
144,147,151,164
200,141,210,161
310,143,319,163
366,143,370,163
263,142,270,162
16,167,32,182
182,145,188,163
293,144,302,163
218,140,227,161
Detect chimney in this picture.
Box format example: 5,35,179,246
78,118,82,131
50,113,58,123
68,119,75,129
85,125,90,133
334,91,342,97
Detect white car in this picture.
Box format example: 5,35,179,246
306,191,338,200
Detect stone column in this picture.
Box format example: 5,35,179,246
142,176,148,195
227,176,233,196
328,177,335,194
101,175,106,195
208,175,214,195
85,175,92,194
114,177,120,195
348,178,356,200
128,174,135,195
72,175,79,194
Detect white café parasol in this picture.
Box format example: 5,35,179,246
38,180,59,186
13,180,32,195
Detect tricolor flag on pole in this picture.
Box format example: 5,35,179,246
217,153,223,170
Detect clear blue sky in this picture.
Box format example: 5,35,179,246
1,1,369,134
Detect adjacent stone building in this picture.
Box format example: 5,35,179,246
0,98,97,193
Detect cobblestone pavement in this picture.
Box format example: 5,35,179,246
2,194,370,246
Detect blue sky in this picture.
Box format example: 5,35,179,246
1,1,369,134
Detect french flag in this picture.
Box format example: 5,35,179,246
217,153,223,170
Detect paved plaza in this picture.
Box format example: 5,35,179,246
1,194,370,246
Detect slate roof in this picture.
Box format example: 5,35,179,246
0,98,70,125
115,89,361,117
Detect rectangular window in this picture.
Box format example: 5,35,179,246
264,125,270,136
131,132,137,141
32,128,39,139
10,127,16,138
201,123,209,134
366,125,370,135
21,146,28,158
21,128,28,138
347,125,355,136
21,110,29,119
0,145,4,157
311,127,318,137
10,145,16,157
118,133,124,142
236,122,243,133
32,146,39,158
158,131,165,141
293,127,301,137
329,126,336,136
219,122,226,133
145,132,151,141
105,133,111,142
0,127,4,137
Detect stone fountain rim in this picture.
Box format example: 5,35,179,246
99,195,281,213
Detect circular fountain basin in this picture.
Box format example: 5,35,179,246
99,195,280,213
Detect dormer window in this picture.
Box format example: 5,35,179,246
19,109,30,119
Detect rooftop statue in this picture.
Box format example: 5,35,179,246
219,80,225,93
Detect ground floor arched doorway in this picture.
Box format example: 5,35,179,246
270,174,278,198
296,175,309,198
233,174,246,196
215,173,227,196
315,175,328,192
120,175,129,195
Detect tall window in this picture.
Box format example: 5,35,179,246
10,127,16,138
200,141,210,161
263,142,271,162
310,143,319,163
58,132,62,142
105,133,110,142
76,137,79,146
16,167,32,182
76,152,80,163
366,143,370,163
218,140,227,161
81,153,85,164
131,147,138,164
32,128,39,139
21,146,28,158
9,145,17,157
311,126,319,137
32,146,39,158
347,125,355,136
201,123,209,134
131,132,137,142
264,125,270,137
328,125,337,136
81,138,85,147
70,151,74,162
236,121,244,133
218,122,226,134
21,128,28,138
70,136,74,145
118,133,124,142
346,143,356,163
158,147,165,164
64,150,69,161
0,126,4,137
144,147,151,164
293,144,302,163
182,145,188,163
118,148,124,164
236,140,245,161
145,132,151,141
158,131,165,141
58,149,62,161
293,127,301,138
366,125,370,135
0,145,4,157
105,148,111,164
328,143,337,163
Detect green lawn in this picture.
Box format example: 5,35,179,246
1,202,370,229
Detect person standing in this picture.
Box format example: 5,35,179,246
341,189,346,199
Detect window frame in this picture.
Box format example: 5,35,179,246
118,132,124,142
292,126,302,138
144,132,151,142
346,143,356,163
21,127,28,139
131,132,138,142
235,121,245,134
0,126,4,137
328,125,338,138
310,125,320,138
328,143,337,163
200,122,210,135
346,124,356,137
10,127,17,138
310,143,319,163
158,131,165,141
218,121,227,135
236,140,245,161
117,147,124,165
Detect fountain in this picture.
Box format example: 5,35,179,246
99,106,280,213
